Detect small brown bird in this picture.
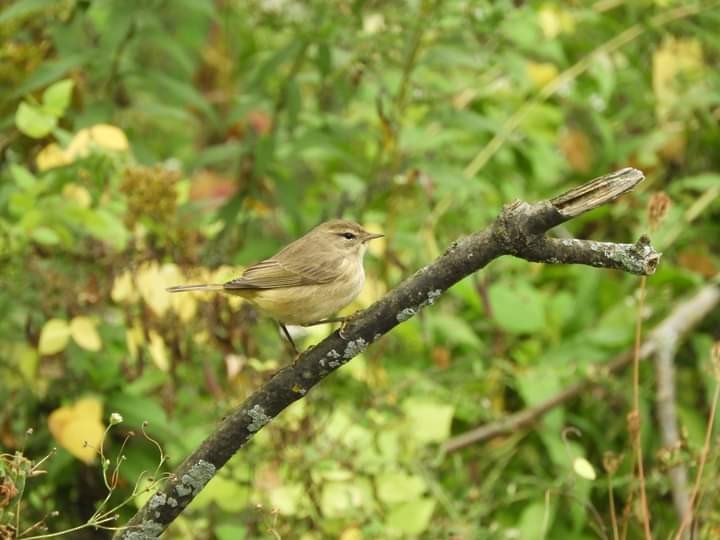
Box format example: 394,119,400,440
167,219,383,351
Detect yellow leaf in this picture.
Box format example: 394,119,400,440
48,397,105,464
136,263,170,315
171,292,197,322
74,396,103,421
111,270,138,304
70,316,102,352
66,124,129,160
573,457,597,480
36,143,71,171
148,331,169,371
527,62,558,88
340,528,364,540
126,321,145,362
38,318,71,355
62,183,92,208
538,4,575,39
653,37,704,121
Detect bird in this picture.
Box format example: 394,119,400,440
167,219,383,352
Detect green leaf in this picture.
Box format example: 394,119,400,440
316,43,332,76
268,484,307,516
402,397,454,444
0,0,57,25
286,79,301,127
12,53,91,98
518,501,551,540
192,476,249,512
31,227,61,245
83,209,128,250
215,525,247,540
489,282,546,334
427,313,482,349
376,471,427,504
386,498,436,535
670,173,720,193
320,478,374,518
42,79,75,117
15,102,57,138
333,172,366,197
10,164,36,190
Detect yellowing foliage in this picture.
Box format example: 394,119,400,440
48,397,105,464
527,62,559,88
38,318,71,355
70,317,102,352
653,37,705,121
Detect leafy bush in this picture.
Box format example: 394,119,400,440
1,1,719,538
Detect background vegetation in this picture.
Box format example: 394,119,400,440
1,0,719,538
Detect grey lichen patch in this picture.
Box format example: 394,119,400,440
424,289,442,306
343,337,368,359
121,518,164,539
325,346,351,368
396,307,416,322
396,289,443,323
246,404,271,432
148,493,166,511
175,459,216,498
167,496,178,507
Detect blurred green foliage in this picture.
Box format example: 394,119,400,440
1,0,720,538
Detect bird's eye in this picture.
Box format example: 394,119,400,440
341,232,356,240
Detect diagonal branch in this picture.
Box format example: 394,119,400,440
115,168,658,539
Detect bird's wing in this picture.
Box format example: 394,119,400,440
224,255,342,290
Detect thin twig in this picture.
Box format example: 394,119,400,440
630,276,652,539
654,326,691,535
442,285,720,452
675,342,720,539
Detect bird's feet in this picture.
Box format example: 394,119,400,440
301,317,347,328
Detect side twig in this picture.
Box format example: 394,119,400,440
654,315,691,538
442,285,720,452
115,168,658,538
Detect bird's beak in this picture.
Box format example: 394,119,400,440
363,232,384,242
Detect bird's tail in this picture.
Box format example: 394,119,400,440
166,284,224,293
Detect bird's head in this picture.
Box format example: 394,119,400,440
314,219,384,258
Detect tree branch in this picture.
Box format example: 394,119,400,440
115,168,658,538
442,285,720,453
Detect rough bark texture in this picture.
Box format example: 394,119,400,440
116,168,659,539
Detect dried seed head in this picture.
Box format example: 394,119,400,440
647,191,671,231
603,451,622,475
627,410,640,435
711,341,720,382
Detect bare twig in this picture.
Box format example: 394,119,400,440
442,285,720,452
116,168,658,538
629,276,652,539
654,319,691,537
675,342,720,540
